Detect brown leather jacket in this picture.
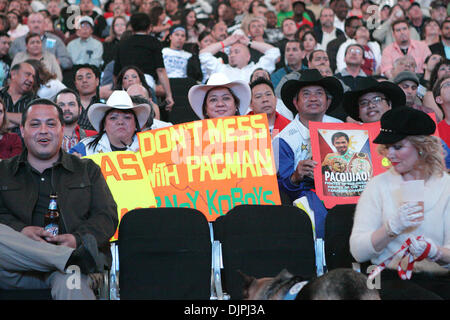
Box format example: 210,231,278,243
0,150,118,267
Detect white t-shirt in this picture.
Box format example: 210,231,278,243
162,48,192,79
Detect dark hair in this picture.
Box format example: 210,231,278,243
429,58,450,90
7,10,21,24
73,64,101,80
344,43,365,56
441,17,450,29
344,16,361,29
285,39,301,51
54,88,82,111
331,131,349,144
250,67,270,81
297,268,380,300
130,95,155,120
391,19,409,31
0,13,9,31
300,31,317,50
250,77,275,94
181,8,200,32
198,29,211,42
432,75,449,114
87,108,140,150
21,98,64,126
0,96,7,134
421,18,440,39
130,12,151,32
25,32,41,45
25,59,56,90
149,5,164,26
309,49,327,62
201,87,240,119
115,65,152,95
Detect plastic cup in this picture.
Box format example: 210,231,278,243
400,180,424,221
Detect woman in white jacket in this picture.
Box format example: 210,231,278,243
69,90,150,157
350,107,450,299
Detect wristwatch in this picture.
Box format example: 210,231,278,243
385,221,398,238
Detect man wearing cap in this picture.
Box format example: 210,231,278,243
273,69,343,237
429,0,447,26
407,3,426,36
9,12,72,70
393,70,437,116
67,16,103,68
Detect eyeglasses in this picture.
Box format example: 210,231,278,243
348,48,362,54
358,96,388,108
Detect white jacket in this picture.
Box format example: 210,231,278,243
199,47,280,83
69,133,140,156
350,168,450,274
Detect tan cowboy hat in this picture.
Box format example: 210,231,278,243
88,90,151,132
188,73,251,119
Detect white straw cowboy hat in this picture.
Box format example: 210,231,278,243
88,90,151,132
188,73,251,119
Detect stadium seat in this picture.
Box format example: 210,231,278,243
118,207,212,299
324,204,357,270
167,77,201,125
212,204,316,300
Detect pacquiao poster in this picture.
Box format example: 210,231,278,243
309,122,386,208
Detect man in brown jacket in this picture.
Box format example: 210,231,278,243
0,98,118,299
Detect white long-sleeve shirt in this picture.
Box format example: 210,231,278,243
199,47,280,83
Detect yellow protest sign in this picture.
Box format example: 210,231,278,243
85,151,156,241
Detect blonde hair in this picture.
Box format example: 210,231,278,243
241,14,266,36
377,135,446,180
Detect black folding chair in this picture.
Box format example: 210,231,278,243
324,204,357,270
212,204,316,300
118,207,212,299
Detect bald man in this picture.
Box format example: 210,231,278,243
199,33,280,82
126,83,160,120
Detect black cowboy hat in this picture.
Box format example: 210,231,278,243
280,69,344,115
373,106,436,144
343,77,406,122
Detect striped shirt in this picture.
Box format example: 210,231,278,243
0,86,35,114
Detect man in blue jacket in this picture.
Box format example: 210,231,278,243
273,69,343,237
